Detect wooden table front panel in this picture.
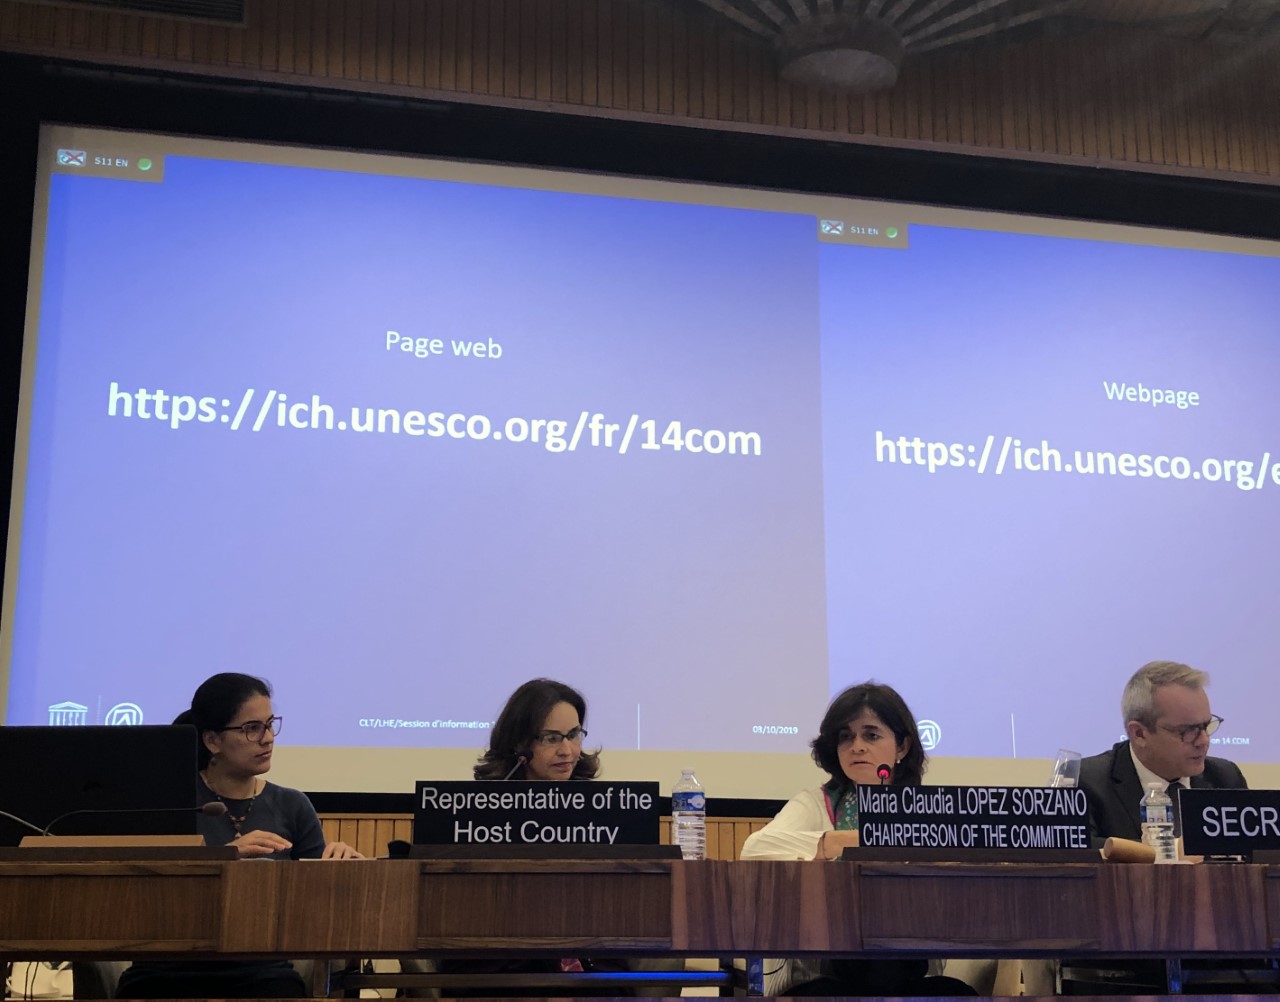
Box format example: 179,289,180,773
673,860,861,954
857,863,1101,952
1268,867,1280,952
1098,862,1269,954
416,860,672,951
0,863,223,955
219,859,421,955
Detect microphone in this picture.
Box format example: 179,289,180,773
876,764,892,785
40,800,227,837
501,755,529,781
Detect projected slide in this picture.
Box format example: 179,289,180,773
6,144,829,752
821,228,1280,760
5,127,1277,764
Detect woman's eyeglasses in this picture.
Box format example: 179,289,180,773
220,716,283,741
533,726,587,747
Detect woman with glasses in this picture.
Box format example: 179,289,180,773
175,671,361,860
114,673,360,999
741,682,975,997
175,675,360,859
418,678,623,996
473,677,599,781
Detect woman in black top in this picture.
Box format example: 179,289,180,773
115,673,360,999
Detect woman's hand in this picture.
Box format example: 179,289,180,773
322,840,364,860
229,829,292,858
818,829,859,859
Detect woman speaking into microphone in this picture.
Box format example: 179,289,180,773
473,677,600,782
741,681,974,997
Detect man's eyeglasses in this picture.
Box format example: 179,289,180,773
221,716,283,741
533,726,587,747
1157,714,1222,744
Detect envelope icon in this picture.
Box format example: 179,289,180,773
57,149,87,167
820,218,845,235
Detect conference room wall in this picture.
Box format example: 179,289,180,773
4,5,1280,809
2,0,1279,185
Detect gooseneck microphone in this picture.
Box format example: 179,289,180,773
40,800,228,837
501,755,530,781
876,764,892,785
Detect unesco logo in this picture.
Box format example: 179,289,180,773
917,719,942,751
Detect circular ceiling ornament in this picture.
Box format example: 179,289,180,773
778,12,905,91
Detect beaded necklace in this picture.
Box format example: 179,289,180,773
202,772,258,836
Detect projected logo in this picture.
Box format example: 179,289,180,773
819,219,845,235
56,149,87,167
917,719,942,751
105,702,144,725
48,701,89,726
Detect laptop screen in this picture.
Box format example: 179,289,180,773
0,724,199,845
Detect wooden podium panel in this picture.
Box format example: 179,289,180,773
1097,861,1269,954
857,862,1100,953
0,862,223,955
673,859,861,955
221,859,420,955
1,857,1279,973
416,859,672,950
1269,866,1280,952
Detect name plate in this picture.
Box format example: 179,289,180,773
857,785,1089,850
413,780,659,846
1180,788,1280,856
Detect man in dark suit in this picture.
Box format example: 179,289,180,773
1079,660,1246,844
1062,661,1252,995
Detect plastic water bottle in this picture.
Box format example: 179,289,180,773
1140,781,1177,863
672,768,706,860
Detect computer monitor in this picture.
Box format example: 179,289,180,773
0,725,199,845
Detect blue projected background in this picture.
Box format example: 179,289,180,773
6,130,1278,769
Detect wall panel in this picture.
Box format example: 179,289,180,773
2,0,1279,183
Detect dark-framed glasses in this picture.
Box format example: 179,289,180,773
1158,714,1222,744
221,715,283,741
534,726,587,747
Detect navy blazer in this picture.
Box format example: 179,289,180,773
1078,739,1248,843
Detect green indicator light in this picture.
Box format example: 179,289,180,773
138,158,153,171
886,227,899,239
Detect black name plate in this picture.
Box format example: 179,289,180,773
1180,788,1280,856
413,780,659,846
857,785,1089,850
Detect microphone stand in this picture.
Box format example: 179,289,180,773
0,809,46,836
41,801,228,836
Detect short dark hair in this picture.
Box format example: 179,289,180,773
474,678,600,780
810,681,927,787
173,672,272,770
